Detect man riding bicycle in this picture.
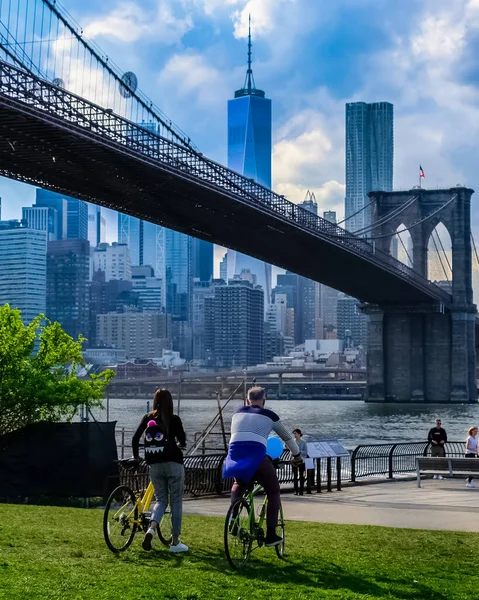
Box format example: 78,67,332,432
223,386,303,547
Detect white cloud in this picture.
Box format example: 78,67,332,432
231,0,297,38
84,1,193,44
158,53,231,107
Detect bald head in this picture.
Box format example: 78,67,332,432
247,386,265,405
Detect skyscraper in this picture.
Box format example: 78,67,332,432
204,277,264,368
192,238,214,282
47,239,90,339
22,205,59,240
35,189,88,240
118,214,165,286
87,203,106,248
337,294,368,348
227,18,272,305
345,102,394,234
165,228,192,321
0,223,47,323
92,243,132,282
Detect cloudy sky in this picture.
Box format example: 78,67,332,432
2,0,479,252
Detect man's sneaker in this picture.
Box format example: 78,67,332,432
142,532,153,551
264,532,283,547
170,541,189,553
433,475,438,480
437,475,444,480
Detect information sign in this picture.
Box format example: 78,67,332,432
306,440,349,459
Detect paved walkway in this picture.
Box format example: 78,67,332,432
184,478,479,532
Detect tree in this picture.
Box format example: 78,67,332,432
0,304,114,435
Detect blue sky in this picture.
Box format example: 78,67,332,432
2,0,479,253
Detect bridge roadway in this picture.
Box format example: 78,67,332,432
0,61,452,307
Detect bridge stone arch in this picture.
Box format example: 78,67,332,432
390,223,413,268
426,222,452,284
365,187,476,403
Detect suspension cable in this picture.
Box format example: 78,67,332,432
397,232,413,267
471,233,479,267
352,195,418,236
336,198,376,226
430,231,450,282
339,194,458,241
433,229,452,274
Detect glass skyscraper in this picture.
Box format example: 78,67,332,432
87,203,106,248
226,20,272,305
165,228,192,320
118,214,165,286
345,102,394,234
0,224,47,324
35,189,88,240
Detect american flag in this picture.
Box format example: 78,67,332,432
419,165,425,179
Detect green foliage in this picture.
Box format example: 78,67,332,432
0,304,114,434
0,506,478,599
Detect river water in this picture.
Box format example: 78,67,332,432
90,398,479,449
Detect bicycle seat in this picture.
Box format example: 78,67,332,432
117,457,142,469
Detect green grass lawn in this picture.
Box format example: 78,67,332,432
0,503,477,600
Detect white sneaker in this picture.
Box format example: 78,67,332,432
170,541,189,553
433,475,438,479
466,481,475,488
437,475,444,480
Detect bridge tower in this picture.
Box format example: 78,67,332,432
364,187,476,403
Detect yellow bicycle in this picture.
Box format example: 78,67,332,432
103,459,172,553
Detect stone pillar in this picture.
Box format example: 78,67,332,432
365,309,385,402
410,314,425,401
424,313,451,403
467,312,477,403
450,310,470,402
384,313,411,402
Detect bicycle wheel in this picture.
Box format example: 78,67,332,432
224,499,253,569
157,506,173,546
103,485,138,553
275,503,285,559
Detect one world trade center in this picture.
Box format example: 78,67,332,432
226,17,272,305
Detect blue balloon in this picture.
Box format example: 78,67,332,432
266,436,284,460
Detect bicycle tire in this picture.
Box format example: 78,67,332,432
275,503,285,559
103,485,138,553
224,499,252,569
157,508,173,546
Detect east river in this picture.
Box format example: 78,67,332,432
89,398,479,449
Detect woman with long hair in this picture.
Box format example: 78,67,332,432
132,388,188,552
465,426,478,488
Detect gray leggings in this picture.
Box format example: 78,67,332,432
149,462,185,537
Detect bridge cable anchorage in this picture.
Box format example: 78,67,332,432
471,233,479,267
339,195,458,241
0,0,198,151
351,195,418,236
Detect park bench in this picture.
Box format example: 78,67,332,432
416,457,479,487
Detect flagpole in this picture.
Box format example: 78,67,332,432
419,166,422,189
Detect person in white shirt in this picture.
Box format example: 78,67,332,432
465,426,478,488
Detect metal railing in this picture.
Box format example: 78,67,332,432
350,441,465,482
115,441,467,497
0,60,451,306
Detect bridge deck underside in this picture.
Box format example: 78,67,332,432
0,97,449,306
